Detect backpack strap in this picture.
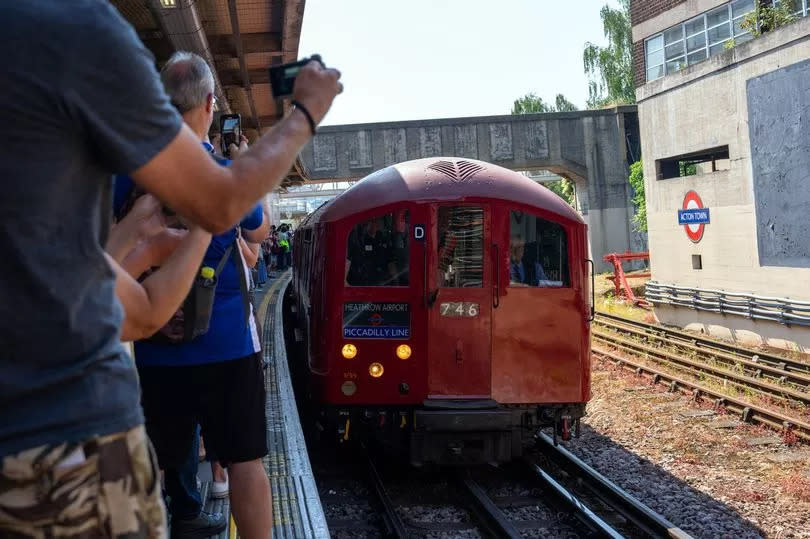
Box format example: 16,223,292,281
230,239,251,328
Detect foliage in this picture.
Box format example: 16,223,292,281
511,92,579,114
554,94,578,112
511,92,579,207
627,160,646,233
545,178,576,205
583,0,634,108
741,0,798,36
679,161,697,177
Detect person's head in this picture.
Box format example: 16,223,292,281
510,238,525,262
160,52,216,139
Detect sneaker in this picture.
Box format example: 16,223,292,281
210,475,229,499
171,510,227,539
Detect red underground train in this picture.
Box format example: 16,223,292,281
290,157,593,465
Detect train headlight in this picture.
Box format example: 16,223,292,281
368,362,384,378
396,344,411,360
341,344,357,359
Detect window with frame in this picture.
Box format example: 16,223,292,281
437,206,484,288
508,211,569,288
641,0,799,82
345,210,409,287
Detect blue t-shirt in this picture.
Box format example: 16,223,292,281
114,147,265,367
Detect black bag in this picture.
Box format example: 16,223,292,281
148,239,251,344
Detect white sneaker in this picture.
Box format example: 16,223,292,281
210,475,229,499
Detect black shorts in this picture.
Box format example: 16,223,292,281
138,352,267,469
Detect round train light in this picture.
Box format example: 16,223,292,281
341,344,357,359
368,362,384,378
341,381,357,396
396,344,412,360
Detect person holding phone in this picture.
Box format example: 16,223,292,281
0,2,340,537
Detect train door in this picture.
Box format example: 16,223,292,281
426,204,492,398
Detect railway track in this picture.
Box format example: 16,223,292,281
315,438,689,538
592,312,810,442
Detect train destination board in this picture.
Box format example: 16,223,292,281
343,302,410,339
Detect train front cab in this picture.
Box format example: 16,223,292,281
329,198,590,465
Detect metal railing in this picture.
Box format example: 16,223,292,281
645,281,810,327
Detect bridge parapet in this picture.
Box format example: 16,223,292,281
297,106,643,270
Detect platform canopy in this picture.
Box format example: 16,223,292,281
112,0,306,185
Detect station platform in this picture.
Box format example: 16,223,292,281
197,271,328,538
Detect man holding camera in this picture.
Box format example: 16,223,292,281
131,51,271,539
0,2,340,537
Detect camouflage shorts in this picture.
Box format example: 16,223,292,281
0,425,167,538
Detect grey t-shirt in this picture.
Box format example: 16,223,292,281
0,1,183,456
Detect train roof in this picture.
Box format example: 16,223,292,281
302,157,584,226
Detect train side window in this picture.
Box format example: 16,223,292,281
508,211,569,288
437,206,484,288
345,210,410,287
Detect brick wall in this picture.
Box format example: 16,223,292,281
630,0,687,26
630,0,688,86
632,40,646,88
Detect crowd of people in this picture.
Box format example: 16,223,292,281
0,2,341,538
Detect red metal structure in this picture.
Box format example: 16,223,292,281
291,157,592,465
602,251,651,307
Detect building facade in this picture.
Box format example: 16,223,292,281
631,0,810,351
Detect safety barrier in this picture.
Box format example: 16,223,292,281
646,281,810,327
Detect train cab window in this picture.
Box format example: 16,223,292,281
345,210,410,286
509,211,569,287
437,206,484,288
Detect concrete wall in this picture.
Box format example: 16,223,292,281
299,109,645,272
636,16,810,351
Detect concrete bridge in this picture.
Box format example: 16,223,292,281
298,106,644,271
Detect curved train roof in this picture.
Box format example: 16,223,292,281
303,157,584,226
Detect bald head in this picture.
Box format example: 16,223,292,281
161,51,215,113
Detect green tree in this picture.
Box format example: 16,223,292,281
511,93,579,115
583,0,634,108
555,94,578,112
627,160,646,232
511,93,579,206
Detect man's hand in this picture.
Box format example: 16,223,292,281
228,134,250,158
128,194,167,241
292,60,342,125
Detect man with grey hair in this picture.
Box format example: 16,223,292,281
116,51,271,539
1,2,340,537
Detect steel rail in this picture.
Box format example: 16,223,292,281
534,432,693,539
364,447,409,539
592,346,810,442
592,331,810,405
596,317,810,390
458,477,522,539
522,461,625,538
594,311,810,376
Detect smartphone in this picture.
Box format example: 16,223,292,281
219,114,241,158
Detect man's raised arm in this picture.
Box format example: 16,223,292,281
131,61,341,234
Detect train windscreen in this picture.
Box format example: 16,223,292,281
345,210,410,286
508,211,569,287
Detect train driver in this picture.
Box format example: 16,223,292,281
509,237,549,286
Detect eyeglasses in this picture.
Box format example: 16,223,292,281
211,94,219,111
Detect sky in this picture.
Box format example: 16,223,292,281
298,0,620,126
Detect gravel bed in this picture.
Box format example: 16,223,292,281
556,359,810,538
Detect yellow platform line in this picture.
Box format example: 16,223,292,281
229,514,237,539
256,272,287,327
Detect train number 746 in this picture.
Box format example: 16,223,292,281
439,302,479,317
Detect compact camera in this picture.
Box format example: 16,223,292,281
268,54,323,100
